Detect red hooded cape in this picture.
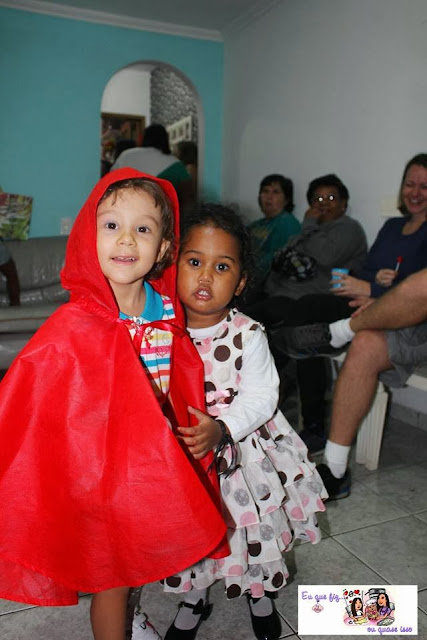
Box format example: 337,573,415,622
0,168,227,606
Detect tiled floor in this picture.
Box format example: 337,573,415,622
1,410,427,639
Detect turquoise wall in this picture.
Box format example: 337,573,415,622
0,8,224,237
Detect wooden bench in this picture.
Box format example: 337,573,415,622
331,354,427,471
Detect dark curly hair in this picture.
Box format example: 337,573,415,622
180,203,255,302
306,173,350,205
98,177,175,280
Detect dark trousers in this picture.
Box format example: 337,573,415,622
242,294,353,427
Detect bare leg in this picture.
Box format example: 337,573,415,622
90,586,130,640
329,330,392,445
350,270,427,334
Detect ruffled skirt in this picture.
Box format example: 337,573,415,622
163,410,327,599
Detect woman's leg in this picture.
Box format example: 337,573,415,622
297,358,329,425
291,295,353,452
294,293,353,323
242,296,300,327
90,586,130,640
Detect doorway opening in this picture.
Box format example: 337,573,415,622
100,61,203,197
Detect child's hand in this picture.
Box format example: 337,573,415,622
177,406,223,460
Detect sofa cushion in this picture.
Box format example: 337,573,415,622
0,236,69,306
0,236,70,368
0,334,35,370
0,303,64,332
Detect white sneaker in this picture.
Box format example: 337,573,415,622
132,608,162,640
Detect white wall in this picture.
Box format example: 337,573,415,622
101,67,151,121
223,0,427,244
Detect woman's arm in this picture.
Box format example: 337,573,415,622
330,273,371,298
298,217,367,269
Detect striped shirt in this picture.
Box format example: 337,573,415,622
120,281,174,401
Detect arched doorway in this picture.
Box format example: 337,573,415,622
100,61,203,197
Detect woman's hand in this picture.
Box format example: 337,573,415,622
177,406,223,460
330,273,371,298
375,268,397,288
304,206,322,222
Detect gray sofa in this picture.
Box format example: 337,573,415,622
0,236,69,369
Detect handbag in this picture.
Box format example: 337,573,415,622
272,246,317,281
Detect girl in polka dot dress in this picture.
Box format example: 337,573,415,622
160,204,328,640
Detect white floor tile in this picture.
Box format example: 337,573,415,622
336,515,427,588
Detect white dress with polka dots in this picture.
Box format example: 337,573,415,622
163,309,327,599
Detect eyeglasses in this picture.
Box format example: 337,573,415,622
311,194,337,204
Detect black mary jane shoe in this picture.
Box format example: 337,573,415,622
164,599,213,640
247,593,281,640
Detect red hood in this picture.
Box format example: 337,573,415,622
61,167,182,322
0,169,228,606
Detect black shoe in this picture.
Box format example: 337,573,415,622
299,426,326,455
274,323,345,359
317,463,351,500
165,599,213,640
247,594,281,640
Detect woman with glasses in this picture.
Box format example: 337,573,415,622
258,173,368,304
242,173,368,453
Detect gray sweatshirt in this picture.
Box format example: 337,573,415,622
264,215,367,299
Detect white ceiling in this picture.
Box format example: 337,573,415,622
4,0,280,37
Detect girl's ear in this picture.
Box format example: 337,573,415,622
235,274,247,297
157,239,170,262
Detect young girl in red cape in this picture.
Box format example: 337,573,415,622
0,169,227,639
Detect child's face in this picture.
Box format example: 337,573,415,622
178,225,246,329
97,188,169,296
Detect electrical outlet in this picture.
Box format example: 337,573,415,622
380,197,398,215
60,217,73,235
